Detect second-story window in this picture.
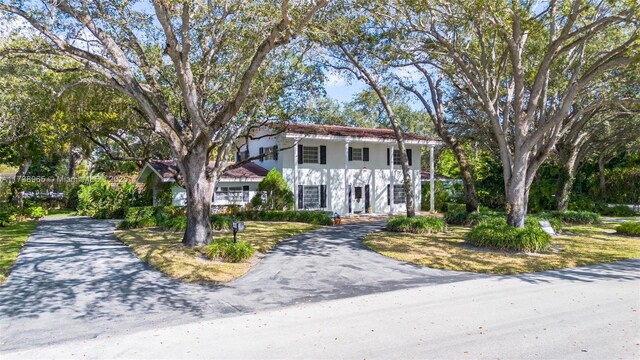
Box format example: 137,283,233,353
259,146,278,161
302,146,319,164
393,150,402,165
351,148,362,161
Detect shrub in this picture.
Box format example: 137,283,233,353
77,177,144,219
446,203,467,212
615,222,640,236
540,211,600,225
26,206,47,219
211,215,233,230
600,205,637,217
444,210,502,226
251,169,295,210
204,238,254,262
387,216,447,234
163,215,187,231
235,210,333,225
0,205,18,227
466,222,551,252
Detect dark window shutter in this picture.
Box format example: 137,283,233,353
236,151,241,162
259,147,264,160
406,149,413,166
320,145,327,164
348,147,353,161
298,144,303,164
298,185,303,209
243,186,250,202
320,185,326,208
273,145,279,160
387,184,391,205
386,148,390,166
363,147,369,162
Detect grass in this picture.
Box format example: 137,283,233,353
364,221,640,275
45,208,76,217
115,221,321,283
0,221,38,283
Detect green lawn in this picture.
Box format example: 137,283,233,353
115,221,321,283
0,221,38,283
364,221,640,274
45,208,76,218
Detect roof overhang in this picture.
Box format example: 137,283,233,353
284,133,442,146
136,162,175,183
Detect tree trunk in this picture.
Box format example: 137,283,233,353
450,142,480,213
555,168,576,212
555,149,579,211
180,151,215,247
598,155,606,200
16,156,31,177
68,147,83,177
505,161,528,228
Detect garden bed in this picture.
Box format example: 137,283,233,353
364,221,640,274
115,221,321,283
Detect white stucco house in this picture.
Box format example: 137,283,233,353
137,123,442,215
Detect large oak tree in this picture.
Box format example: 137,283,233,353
0,0,328,246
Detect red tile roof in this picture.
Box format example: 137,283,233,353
271,122,435,142
147,160,268,181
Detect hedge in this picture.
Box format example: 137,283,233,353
235,210,333,225
539,211,600,225
444,210,503,226
387,216,447,234
118,207,331,229
600,206,637,217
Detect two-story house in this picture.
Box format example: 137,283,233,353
137,123,441,215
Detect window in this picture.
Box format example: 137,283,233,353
393,150,401,165
237,149,250,161
302,186,320,209
302,146,319,164
351,148,363,161
260,147,276,160
216,186,243,202
393,185,405,204
389,149,412,166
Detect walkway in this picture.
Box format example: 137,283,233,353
0,217,479,352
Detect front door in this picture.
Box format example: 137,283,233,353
353,186,365,213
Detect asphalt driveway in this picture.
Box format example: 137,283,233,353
0,216,480,352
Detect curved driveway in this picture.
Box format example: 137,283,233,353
0,216,479,352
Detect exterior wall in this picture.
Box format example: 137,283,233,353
168,181,259,207
279,138,423,215
235,128,284,173
171,184,187,206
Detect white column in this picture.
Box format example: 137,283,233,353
389,145,394,214
430,144,435,213
294,140,299,210
344,141,350,216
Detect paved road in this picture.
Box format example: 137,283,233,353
4,258,639,359
0,216,479,352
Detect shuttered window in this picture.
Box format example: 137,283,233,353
393,185,406,204
302,146,319,164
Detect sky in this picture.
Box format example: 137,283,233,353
323,73,366,103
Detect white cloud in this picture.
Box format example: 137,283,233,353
326,72,348,87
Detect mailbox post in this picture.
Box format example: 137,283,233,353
232,216,245,243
